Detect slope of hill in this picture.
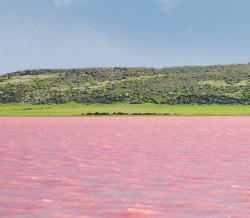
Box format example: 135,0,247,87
0,64,250,104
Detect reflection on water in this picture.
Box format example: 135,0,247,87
0,117,250,218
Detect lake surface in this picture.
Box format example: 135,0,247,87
0,117,250,218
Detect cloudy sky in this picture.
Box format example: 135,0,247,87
1,0,250,73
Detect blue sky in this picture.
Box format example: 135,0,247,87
1,0,250,73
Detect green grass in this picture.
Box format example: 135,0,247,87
0,103,250,116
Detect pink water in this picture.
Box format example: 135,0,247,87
0,117,250,218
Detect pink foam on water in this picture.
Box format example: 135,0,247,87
0,116,250,217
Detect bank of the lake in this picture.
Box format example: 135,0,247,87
0,103,250,116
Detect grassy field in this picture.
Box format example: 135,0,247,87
0,103,250,116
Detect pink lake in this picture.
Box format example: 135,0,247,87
0,117,250,218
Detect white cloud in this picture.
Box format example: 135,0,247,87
1,21,248,74
52,0,179,12
2,20,244,74
53,0,73,7
156,0,180,13
52,0,89,8
0,21,171,73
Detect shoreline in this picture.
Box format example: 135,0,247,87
0,103,250,116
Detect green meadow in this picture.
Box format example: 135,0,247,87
0,103,250,116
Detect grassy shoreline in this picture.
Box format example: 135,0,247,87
0,103,250,116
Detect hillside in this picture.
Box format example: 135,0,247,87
0,64,250,104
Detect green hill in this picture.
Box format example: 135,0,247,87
1,64,250,104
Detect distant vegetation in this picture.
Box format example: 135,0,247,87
0,64,250,104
